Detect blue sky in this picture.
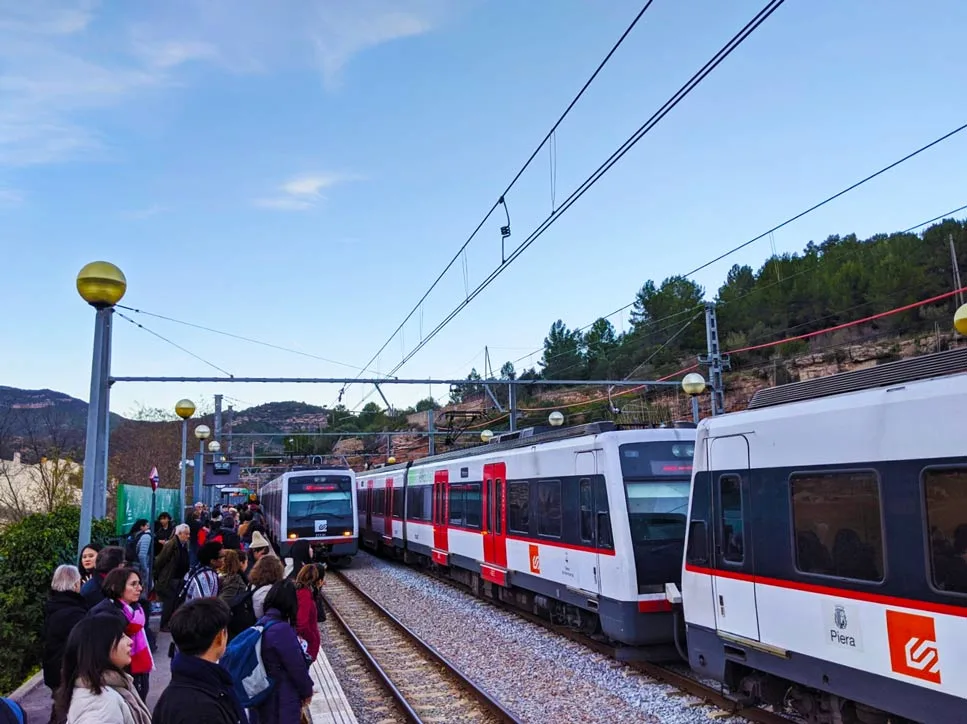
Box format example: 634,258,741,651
2,0,966,419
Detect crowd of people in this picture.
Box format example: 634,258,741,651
39,496,330,724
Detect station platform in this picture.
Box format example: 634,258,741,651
13,629,358,724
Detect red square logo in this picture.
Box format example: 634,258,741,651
886,610,941,684
528,544,540,574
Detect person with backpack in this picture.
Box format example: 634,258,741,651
155,525,190,632
227,581,312,724
152,598,247,724
0,698,26,724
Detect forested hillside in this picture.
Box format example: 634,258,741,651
460,217,967,390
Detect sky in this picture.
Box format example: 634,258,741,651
2,0,966,421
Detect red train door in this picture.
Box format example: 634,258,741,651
384,478,394,542
432,470,449,565
481,462,508,586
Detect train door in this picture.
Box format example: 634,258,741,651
575,452,602,596
432,470,449,564
482,463,508,579
384,478,394,542
709,434,759,641
366,480,373,531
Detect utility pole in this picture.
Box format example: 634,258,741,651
950,234,964,308
508,382,518,432
212,394,223,507
226,405,233,455
699,302,730,415
427,409,436,456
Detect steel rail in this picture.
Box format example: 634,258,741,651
322,570,523,724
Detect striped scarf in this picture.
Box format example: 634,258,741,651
120,601,154,676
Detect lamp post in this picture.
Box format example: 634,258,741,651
76,261,127,555
208,440,221,507
548,411,564,427
681,372,707,424
194,424,211,506
175,399,195,523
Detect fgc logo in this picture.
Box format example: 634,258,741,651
886,610,941,684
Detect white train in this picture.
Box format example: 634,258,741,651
260,467,359,563
683,348,967,724
358,422,696,653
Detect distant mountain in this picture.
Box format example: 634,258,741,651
230,401,329,434
0,386,124,460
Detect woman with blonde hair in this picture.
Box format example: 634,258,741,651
57,616,152,724
217,549,247,603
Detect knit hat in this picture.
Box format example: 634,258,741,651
250,531,270,550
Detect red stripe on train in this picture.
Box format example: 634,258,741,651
684,564,967,618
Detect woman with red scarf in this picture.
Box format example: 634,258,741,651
89,567,155,702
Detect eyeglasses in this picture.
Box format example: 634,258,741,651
129,582,143,588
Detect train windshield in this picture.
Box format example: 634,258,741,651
619,441,694,591
287,475,353,520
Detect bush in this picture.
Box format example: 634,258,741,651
0,506,113,693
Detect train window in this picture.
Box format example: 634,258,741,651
508,482,530,534
538,480,562,538
719,475,744,564
393,487,405,519
791,471,883,582
923,467,967,595
495,480,503,536
464,483,482,529
593,477,613,550
686,521,709,565
579,479,594,544
448,486,465,526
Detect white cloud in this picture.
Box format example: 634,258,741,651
133,38,219,70
0,187,23,206
254,173,350,212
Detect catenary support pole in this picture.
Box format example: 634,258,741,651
93,308,114,519
427,409,435,456
179,418,189,523
508,382,518,432
79,309,107,554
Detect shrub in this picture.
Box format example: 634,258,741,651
0,506,113,693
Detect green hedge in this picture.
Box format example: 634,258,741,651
0,507,113,694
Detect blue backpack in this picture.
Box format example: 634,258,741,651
0,698,25,724
219,619,279,708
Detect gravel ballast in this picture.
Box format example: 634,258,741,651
328,552,749,724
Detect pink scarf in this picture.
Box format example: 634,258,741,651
120,600,154,675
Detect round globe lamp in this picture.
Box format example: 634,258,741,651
195,424,211,441
208,440,221,453
480,429,494,443
387,456,397,465
548,411,564,427
955,304,967,336
76,261,127,308
175,399,196,420
681,373,707,396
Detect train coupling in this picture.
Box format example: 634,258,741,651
665,582,683,606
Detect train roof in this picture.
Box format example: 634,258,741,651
359,421,696,477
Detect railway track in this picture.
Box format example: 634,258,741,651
355,553,795,724
320,570,523,724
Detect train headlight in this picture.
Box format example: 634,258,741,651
342,531,352,536
288,533,298,540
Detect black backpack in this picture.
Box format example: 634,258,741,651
124,530,147,567
227,588,257,640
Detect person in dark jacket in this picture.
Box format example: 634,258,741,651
156,524,191,631
153,598,247,724
218,515,241,551
252,581,314,724
42,565,88,724
80,546,125,608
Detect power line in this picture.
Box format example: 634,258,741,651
116,312,234,378
344,0,659,400
117,305,384,376
351,0,787,411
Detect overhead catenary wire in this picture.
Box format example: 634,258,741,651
351,0,787,412
117,304,385,376
344,0,659,402
116,312,234,378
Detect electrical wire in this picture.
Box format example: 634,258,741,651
117,305,384,376
351,0,787,411
116,312,234,378
344,0,659,401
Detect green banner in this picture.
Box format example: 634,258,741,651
115,485,182,535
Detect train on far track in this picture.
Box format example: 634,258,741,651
358,421,696,657
261,466,359,565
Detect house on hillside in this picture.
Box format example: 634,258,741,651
0,452,82,523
